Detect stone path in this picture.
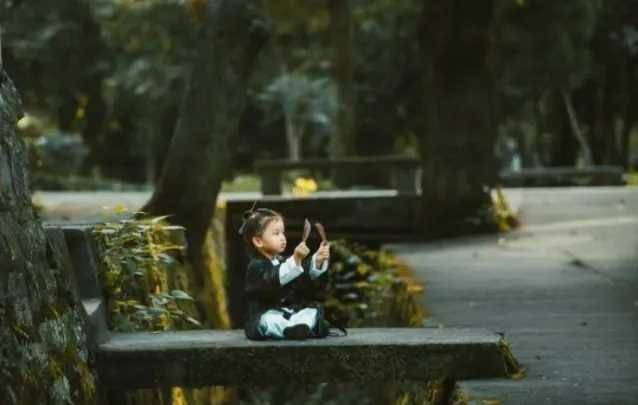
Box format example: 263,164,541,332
387,187,638,404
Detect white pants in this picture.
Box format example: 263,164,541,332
257,307,318,339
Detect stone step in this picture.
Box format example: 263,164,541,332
96,327,511,388
52,224,514,390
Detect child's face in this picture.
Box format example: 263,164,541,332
252,217,286,256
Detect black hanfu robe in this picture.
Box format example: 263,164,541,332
243,251,328,340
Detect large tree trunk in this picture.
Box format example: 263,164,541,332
139,0,269,329
620,107,636,170
1,55,96,404
329,0,356,158
620,57,637,170
416,0,497,233
329,0,357,187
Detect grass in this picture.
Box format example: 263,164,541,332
625,171,638,186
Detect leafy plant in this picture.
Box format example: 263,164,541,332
92,214,202,331
490,186,521,232
323,239,424,328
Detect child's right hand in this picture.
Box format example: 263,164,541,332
293,242,310,265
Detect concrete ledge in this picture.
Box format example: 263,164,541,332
52,224,514,391
254,155,420,195
96,328,510,388
500,166,625,187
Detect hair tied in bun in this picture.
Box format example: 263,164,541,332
238,200,259,235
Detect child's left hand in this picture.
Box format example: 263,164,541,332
315,241,330,268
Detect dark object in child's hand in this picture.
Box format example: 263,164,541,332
302,218,311,243
314,222,327,243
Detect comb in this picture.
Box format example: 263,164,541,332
301,218,312,243
314,222,327,243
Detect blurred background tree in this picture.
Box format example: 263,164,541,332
2,0,637,234
3,0,637,187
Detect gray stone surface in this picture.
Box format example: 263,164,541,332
388,186,638,405
100,327,502,350
96,328,510,388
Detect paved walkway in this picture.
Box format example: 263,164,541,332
34,190,400,224
387,187,638,404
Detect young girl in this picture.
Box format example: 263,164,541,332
238,205,331,340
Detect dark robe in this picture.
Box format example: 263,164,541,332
243,251,328,340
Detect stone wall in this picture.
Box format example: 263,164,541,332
0,67,97,404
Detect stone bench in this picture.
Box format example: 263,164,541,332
254,155,421,195
499,166,625,187
50,224,514,390
97,328,511,389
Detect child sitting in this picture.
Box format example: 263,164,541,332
238,205,331,340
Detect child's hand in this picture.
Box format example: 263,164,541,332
293,242,310,265
315,241,330,268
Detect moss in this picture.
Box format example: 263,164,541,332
424,378,456,405
625,171,638,186
46,358,64,380
5,324,92,404
3,296,97,404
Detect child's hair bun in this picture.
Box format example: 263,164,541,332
238,201,259,235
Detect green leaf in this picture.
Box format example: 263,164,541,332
170,290,194,301
148,307,167,316
151,295,169,306
158,253,174,264
163,225,185,230
151,215,173,224
185,316,201,326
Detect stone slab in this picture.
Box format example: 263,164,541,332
96,328,510,388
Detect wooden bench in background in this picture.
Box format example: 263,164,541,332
48,224,514,391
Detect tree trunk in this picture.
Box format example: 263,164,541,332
591,75,615,165
1,60,96,404
285,113,301,161
620,110,635,170
561,90,593,167
416,0,497,233
533,93,549,166
329,0,357,187
139,0,269,329
620,57,637,170
142,117,157,187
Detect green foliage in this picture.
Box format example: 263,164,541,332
464,188,520,234
493,0,602,93
489,186,520,232
627,171,638,186
92,0,195,101
324,239,424,327
92,215,202,331
259,72,337,130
